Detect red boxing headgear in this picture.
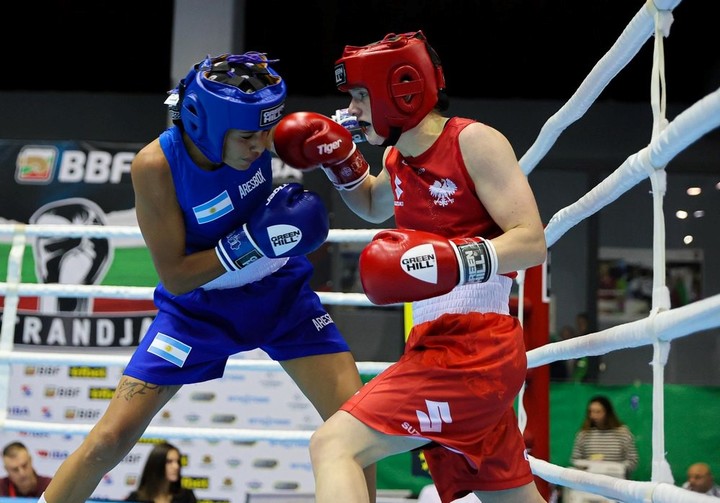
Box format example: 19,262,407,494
334,30,446,139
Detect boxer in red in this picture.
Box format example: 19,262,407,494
273,30,547,503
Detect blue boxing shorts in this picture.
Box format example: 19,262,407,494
124,256,349,385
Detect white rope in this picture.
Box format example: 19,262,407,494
0,350,392,375
2,3,718,502
0,419,314,443
0,225,382,241
543,86,720,249
644,13,673,484
530,457,719,503
0,221,396,452
527,294,720,367
519,0,682,175
0,283,385,307
0,228,28,428
518,1,719,500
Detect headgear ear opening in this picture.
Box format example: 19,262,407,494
170,52,287,164
334,30,446,139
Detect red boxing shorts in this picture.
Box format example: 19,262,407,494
340,311,534,503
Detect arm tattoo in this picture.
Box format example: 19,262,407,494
115,377,168,401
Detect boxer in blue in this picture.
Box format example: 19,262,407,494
38,52,375,503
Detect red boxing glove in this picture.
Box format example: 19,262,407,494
274,111,370,190
359,229,498,305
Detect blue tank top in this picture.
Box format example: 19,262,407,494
158,126,274,253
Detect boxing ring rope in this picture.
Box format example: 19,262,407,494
538,87,720,250
0,228,393,443
518,0,681,176
1,2,719,502
514,0,720,501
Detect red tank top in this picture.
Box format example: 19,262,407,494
385,117,503,240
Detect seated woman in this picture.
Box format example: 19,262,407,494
126,442,197,503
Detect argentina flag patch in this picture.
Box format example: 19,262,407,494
193,191,233,224
148,332,191,367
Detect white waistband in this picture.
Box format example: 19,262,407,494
412,275,512,325
201,256,289,290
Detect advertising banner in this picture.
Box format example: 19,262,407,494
0,356,321,502
0,139,156,345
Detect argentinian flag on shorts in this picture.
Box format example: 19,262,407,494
148,332,191,367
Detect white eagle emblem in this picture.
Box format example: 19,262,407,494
429,178,457,206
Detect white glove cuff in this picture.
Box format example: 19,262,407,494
483,238,499,279
451,237,498,284
215,240,237,272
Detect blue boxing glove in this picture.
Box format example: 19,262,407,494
215,183,329,272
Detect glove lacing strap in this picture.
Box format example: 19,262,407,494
326,143,370,191
450,237,499,284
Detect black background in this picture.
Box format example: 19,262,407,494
1,1,717,104
245,0,719,104
0,1,174,93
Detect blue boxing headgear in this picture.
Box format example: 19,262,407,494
169,52,287,164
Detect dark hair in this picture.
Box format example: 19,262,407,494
2,441,28,457
581,395,624,431
423,38,449,113
134,442,183,500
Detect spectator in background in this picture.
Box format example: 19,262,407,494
682,462,720,496
125,442,197,503
0,442,52,497
571,395,638,478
